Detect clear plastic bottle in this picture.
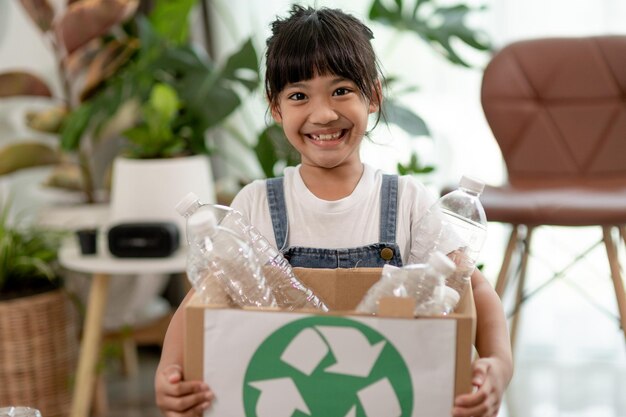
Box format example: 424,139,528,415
177,192,328,311
412,175,487,303
356,252,456,316
186,209,276,308
186,233,231,305
355,264,402,315
408,251,457,315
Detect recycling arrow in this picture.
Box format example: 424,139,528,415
280,328,329,376
358,378,401,417
317,326,385,377
248,377,310,417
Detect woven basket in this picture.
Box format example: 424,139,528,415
0,289,78,417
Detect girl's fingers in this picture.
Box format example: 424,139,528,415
163,379,210,397
452,402,488,417
162,390,214,414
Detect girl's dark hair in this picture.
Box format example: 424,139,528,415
265,5,384,123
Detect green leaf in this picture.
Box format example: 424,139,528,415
397,151,435,175
60,102,95,150
383,99,430,136
368,0,400,23
254,123,298,178
254,127,279,178
220,38,260,92
149,83,180,124
148,0,196,44
368,0,491,67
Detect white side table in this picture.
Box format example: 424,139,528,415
59,242,186,417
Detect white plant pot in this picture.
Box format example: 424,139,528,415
85,154,217,330
109,154,216,243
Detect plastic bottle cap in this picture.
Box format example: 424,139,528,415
175,192,200,216
459,175,485,194
428,251,456,275
188,210,218,236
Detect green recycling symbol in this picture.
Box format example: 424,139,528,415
243,316,413,417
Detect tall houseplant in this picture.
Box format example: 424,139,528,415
0,0,258,204
0,0,141,203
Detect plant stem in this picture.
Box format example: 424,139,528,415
48,32,73,108
78,148,95,204
49,30,96,203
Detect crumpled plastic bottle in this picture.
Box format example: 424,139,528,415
356,251,456,316
177,192,328,311
185,209,276,307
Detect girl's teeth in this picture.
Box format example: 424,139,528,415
312,131,342,141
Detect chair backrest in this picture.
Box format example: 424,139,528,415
481,36,626,188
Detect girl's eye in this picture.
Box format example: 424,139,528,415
333,87,353,96
288,92,306,101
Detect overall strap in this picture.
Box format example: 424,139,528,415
266,177,288,251
379,174,399,243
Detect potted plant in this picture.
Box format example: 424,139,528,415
0,201,77,417
0,0,258,205
54,8,260,232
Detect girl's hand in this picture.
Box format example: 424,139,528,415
452,357,507,417
155,364,214,417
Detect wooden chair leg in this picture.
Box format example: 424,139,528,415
121,336,139,377
495,225,521,297
91,373,109,417
603,226,626,344
510,226,534,351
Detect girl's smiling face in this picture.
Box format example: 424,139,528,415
271,74,379,171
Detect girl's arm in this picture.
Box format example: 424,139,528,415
453,269,514,417
155,289,215,416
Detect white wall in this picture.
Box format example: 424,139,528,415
0,2,61,95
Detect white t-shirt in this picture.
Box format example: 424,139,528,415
230,164,437,265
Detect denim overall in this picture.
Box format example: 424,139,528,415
266,174,403,268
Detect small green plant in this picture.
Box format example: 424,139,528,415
0,201,67,300
121,83,183,158
397,152,435,176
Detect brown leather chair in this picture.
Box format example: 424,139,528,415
480,36,626,347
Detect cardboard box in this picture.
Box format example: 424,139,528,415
185,267,476,417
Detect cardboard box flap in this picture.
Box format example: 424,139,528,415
292,267,382,311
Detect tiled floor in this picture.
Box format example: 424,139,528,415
104,346,162,417
105,226,626,417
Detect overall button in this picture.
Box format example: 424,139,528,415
380,247,394,261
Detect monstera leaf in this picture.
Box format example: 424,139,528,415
369,0,491,67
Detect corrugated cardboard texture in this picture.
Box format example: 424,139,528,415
184,267,477,398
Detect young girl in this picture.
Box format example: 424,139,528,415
155,5,513,417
